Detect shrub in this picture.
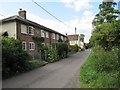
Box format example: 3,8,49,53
47,42,69,62
47,44,59,62
93,46,119,72
57,43,68,59
70,44,79,52
29,60,47,69
40,44,48,60
2,37,31,79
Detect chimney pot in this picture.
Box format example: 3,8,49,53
18,8,26,19
20,8,22,10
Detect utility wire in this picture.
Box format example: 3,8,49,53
32,0,73,29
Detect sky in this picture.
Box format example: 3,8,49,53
0,0,120,43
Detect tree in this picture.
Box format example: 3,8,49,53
90,0,120,50
92,0,120,27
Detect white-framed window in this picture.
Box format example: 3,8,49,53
21,24,27,34
70,41,76,45
57,34,59,40
46,32,49,38
61,36,63,40
28,26,34,35
65,37,67,41
41,30,45,37
22,41,27,50
29,42,35,50
52,33,55,39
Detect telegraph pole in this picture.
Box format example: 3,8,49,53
75,27,77,44
75,27,76,35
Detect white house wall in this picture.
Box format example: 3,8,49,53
70,40,80,47
70,40,84,48
80,41,84,48
0,22,16,39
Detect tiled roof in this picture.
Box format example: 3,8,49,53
67,34,79,41
0,15,66,37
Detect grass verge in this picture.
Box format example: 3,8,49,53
80,46,120,88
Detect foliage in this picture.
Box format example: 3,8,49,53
92,1,120,26
29,60,47,69
80,46,120,88
32,36,44,44
47,42,69,62
47,44,59,62
57,43,69,58
40,44,48,60
84,43,92,49
70,44,79,52
2,37,31,79
90,0,120,50
80,0,120,88
58,38,63,42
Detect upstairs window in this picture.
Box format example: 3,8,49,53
28,26,34,35
29,42,35,50
46,32,49,38
61,36,64,40
52,33,55,39
21,24,27,34
41,30,45,37
57,34,59,40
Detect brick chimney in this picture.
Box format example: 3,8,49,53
18,8,26,19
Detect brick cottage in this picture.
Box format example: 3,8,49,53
0,9,68,59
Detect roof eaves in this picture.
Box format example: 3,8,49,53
0,15,67,37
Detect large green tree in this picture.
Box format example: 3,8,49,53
92,0,120,27
90,0,120,50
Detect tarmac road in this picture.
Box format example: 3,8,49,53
2,50,90,88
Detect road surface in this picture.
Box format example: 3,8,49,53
2,50,90,88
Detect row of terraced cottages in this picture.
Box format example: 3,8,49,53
0,9,68,59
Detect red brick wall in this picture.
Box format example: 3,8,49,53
16,21,67,59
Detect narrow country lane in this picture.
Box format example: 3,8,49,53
2,50,90,88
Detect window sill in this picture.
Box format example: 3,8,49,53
21,33,27,35
29,49,35,51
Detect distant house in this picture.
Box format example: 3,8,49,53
0,9,68,59
67,34,85,49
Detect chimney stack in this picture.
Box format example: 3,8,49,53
18,8,26,19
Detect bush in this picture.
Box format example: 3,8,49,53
70,44,79,52
29,60,47,69
47,44,59,62
2,37,31,79
57,43,68,59
80,46,120,88
92,46,119,72
47,42,69,62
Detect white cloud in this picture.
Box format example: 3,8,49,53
61,0,93,12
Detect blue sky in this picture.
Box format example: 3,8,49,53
0,0,120,43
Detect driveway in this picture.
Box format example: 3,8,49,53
2,50,90,88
